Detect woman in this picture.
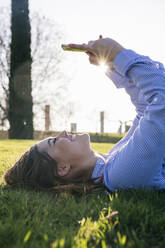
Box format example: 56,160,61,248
4,37,165,192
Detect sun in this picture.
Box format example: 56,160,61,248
99,61,108,73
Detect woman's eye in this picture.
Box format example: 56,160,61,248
51,138,56,144
48,138,56,145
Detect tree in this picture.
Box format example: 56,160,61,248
9,0,33,139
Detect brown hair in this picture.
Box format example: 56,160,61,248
4,146,104,193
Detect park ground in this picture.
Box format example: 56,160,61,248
0,139,165,248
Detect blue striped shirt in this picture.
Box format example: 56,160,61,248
91,49,165,191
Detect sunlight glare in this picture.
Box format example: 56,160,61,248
99,61,108,73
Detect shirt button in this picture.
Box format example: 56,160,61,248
156,63,159,69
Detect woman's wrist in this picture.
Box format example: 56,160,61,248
107,47,124,70
110,46,125,63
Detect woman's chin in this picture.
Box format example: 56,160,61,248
84,133,91,148
82,133,90,142
76,133,90,146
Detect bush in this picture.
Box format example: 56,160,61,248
88,132,123,144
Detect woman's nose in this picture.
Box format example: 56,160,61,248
58,130,68,138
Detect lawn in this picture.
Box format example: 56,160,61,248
0,140,165,248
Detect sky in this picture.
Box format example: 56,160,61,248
1,0,165,132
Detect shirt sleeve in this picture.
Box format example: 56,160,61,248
104,49,165,191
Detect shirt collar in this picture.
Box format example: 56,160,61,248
91,156,106,180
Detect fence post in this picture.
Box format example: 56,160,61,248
45,105,50,131
71,123,77,133
100,111,104,133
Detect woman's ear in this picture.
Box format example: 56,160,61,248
57,162,71,177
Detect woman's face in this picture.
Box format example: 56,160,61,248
36,131,91,164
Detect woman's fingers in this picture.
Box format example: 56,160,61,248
68,43,86,49
68,43,88,51
68,36,103,55
68,43,96,54
68,42,99,65
68,36,108,66
88,54,99,65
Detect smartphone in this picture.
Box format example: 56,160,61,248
61,44,87,52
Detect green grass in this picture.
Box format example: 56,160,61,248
0,140,165,248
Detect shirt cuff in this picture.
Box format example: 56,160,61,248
106,69,133,88
113,49,149,76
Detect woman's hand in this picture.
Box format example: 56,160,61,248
68,36,124,66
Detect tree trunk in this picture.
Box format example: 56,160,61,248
9,0,33,139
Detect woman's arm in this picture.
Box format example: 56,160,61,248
104,69,147,155
104,49,165,191
106,59,164,117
